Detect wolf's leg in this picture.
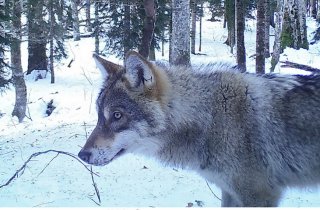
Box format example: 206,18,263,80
237,187,282,207
221,191,242,207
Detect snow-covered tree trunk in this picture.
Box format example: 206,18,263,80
11,0,27,122
71,0,80,41
270,0,284,72
170,0,190,66
235,0,246,72
256,0,266,74
298,0,308,49
49,0,55,84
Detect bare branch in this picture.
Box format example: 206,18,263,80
0,149,99,189
205,180,221,201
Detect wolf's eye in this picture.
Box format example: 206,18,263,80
113,111,122,120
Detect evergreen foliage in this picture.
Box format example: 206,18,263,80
0,4,10,91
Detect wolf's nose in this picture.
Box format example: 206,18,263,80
78,150,92,163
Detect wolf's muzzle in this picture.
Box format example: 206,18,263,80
78,150,91,163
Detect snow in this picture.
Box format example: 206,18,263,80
1,15,320,207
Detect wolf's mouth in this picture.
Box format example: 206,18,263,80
94,148,126,166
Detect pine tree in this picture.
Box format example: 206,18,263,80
0,3,10,91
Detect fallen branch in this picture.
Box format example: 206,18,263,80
205,180,221,201
0,149,99,189
280,61,320,73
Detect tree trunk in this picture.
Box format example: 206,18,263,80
191,0,196,54
311,0,317,19
123,0,131,56
11,0,27,122
170,0,190,66
264,0,270,58
256,0,266,74
71,0,80,41
199,3,203,52
270,0,284,72
235,0,246,72
49,0,55,84
139,0,156,58
94,0,99,54
225,0,235,54
86,0,92,32
27,0,47,75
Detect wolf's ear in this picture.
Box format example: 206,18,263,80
93,53,122,78
124,51,155,89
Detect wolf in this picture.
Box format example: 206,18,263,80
78,51,320,207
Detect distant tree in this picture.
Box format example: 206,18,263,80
264,0,270,58
281,0,308,50
71,0,80,41
270,0,284,72
170,0,190,65
256,0,266,74
27,0,48,76
10,0,27,122
0,3,10,91
310,0,317,19
235,0,246,72
191,0,197,54
139,0,156,58
224,0,235,53
85,0,92,32
208,0,224,22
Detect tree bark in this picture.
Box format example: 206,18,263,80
264,0,270,58
225,0,235,53
11,0,27,122
27,0,47,75
311,0,317,19
270,0,284,72
235,0,246,72
139,0,156,59
199,3,203,52
191,0,196,54
94,0,99,54
256,0,266,74
170,0,190,66
49,0,55,84
86,0,92,32
71,0,80,41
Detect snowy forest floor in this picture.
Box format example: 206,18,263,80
1,17,320,207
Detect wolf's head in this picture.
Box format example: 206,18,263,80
78,51,170,166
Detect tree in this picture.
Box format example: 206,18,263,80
0,3,10,91
191,0,197,55
86,0,92,32
170,0,190,65
270,0,284,72
27,0,47,76
235,0,246,72
256,0,266,74
11,0,27,122
264,0,270,58
281,0,308,51
71,0,80,41
310,0,317,19
139,0,156,58
224,0,235,53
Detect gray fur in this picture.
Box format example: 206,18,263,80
79,52,320,207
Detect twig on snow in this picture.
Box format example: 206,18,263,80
90,166,101,204
0,149,99,189
205,179,221,201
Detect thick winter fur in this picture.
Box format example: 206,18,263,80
79,51,320,207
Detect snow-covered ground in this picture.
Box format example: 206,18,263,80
1,16,320,207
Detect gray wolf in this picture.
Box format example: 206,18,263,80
78,51,320,207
